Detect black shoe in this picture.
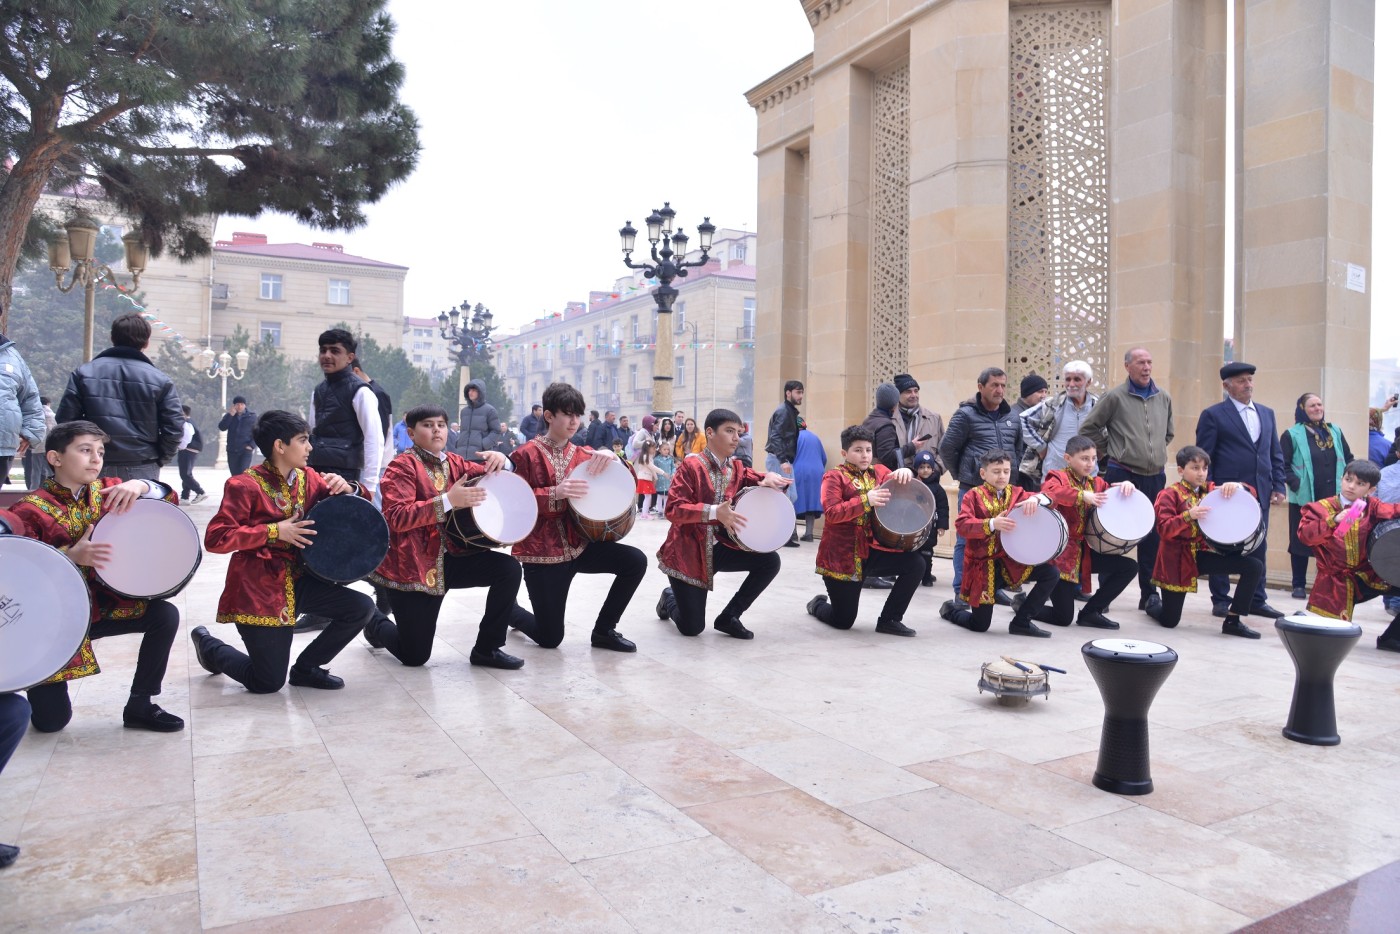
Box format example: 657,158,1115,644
1011,592,1027,614
714,617,754,640
656,588,672,621
469,648,525,670
921,575,935,587
122,702,185,733
591,629,636,652
190,626,220,675
995,588,1018,606
1138,593,1161,611
1222,617,1261,639
1076,610,1121,630
876,618,917,637
1377,637,1400,653
784,533,800,548
1250,603,1285,620
1145,600,1165,624
863,576,894,590
0,842,17,869
288,664,345,689
1073,590,1090,602
1212,604,1230,619
293,614,331,633
806,594,828,619
939,599,957,622
1009,618,1051,638
799,534,814,542
362,615,386,649
1291,587,1307,600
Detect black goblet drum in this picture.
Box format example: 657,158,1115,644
1275,614,1362,746
1081,638,1178,795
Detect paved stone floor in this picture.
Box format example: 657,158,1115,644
2,467,1398,932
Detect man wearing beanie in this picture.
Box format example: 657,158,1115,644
218,394,258,475
1010,373,1050,488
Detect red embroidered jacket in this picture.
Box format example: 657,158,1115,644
509,436,599,564
815,463,895,582
955,482,1036,607
658,450,764,589
205,463,367,627
369,448,488,595
14,477,178,683
1041,469,1110,590
1299,495,1400,619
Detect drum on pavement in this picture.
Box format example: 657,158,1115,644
90,498,203,599
567,458,638,543
300,494,390,584
1086,486,1156,556
445,471,540,550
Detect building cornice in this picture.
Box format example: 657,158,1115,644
745,54,814,112
215,251,408,280
802,0,850,26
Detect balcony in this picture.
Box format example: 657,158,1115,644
572,348,587,365
594,343,621,358
596,392,622,410
531,357,554,373
735,325,755,341
632,389,653,405
505,361,524,377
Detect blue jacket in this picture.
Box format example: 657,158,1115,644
0,337,44,457
1195,398,1287,502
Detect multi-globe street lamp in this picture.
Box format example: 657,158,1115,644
198,347,251,469
618,203,714,419
48,215,148,362
437,300,495,369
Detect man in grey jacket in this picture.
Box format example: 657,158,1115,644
1019,360,1099,490
940,367,1018,597
0,335,45,487
453,378,501,460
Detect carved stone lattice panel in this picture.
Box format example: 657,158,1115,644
1007,5,1109,389
870,63,910,396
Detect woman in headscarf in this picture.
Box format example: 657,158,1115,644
1282,392,1354,599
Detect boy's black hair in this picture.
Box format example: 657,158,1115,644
704,408,743,432
405,404,449,427
542,382,586,416
317,327,357,354
1344,458,1381,487
1064,435,1097,458
46,419,108,453
840,424,875,449
253,409,310,459
1176,444,1211,469
979,449,1012,469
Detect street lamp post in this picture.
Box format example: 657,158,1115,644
199,347,251,469
682,320,700,421
618,204,714,420
48,215,148,362
437,300,495,408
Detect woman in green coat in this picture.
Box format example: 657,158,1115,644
1281,392,1353,599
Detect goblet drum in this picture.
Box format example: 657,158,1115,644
1275,614,1362,746
1081,638,1178,795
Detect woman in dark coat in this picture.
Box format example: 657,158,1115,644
1281,392,1353,599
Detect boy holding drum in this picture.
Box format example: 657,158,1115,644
1147,445,1263,637
190,410,385,692
14,420,184,733
656,408,792,639
804,424,923,636
363,405,532,670
509,382,644,653
939,449,1060,637
1297,458,1400,649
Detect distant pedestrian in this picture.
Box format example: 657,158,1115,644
0,333,43,489
23,395,56,488
519,404,544,440
177,404,207,504
793,427,827,541
218,396,257,475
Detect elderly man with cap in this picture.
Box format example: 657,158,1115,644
1020,360,1098,493
1194,361,1289,629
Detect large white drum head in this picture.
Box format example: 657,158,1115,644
568,459,636,521
1197,489,1261,546
1001,506,1068,565
1096,487,1156,540
732,487,797,552
1090,638,1171,656
0,537,92,692
471,471,539,544
91,499,203,599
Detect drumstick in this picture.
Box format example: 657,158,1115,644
1036,664,1068,674
1000,655,1033,673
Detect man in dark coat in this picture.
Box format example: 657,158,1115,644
453,378,501,460
307,328,383,495
218,396,257,475
1195,361,1288,625
519,404,544,440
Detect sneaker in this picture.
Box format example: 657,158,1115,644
191,492,208,505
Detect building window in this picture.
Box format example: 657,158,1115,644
674,302,686,332
259,321,282,346
260,273,283,301
741,298,756,340
732,242,747,262
630,315,639,341
629,364,638,392
676,356,686,387
327,279,350,305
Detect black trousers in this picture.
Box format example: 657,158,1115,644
0,692,29,770
27,600,180,732
1207,503,1271,609
228,448,254,476
177,449,205,498
1157,551,1265,627
0,454,11,487
1031,550,1138,626
951,563,1059,632
199,576,374,693
1102,464,1166,600
815,550,925,629
520,541,647,647
664,545,781,636
371,551,526,665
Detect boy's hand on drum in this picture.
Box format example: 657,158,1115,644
1188,503,1211,521
1080,489,1108,508
760,472,791,489
585,450,615,474
479,451,510,474
67,526,113,569
556,477,589,499
447,475,487,509
716,501,746,533
323,473,352,495
1220,482,1241,499
104,480,147,515
868,486,892,507
278,518,316,548
1019,498,1040,515
889,468,913,484
993,515,1017,532
1118,481,1136,497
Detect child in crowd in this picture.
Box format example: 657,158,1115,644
939,449,1060,637
911,450,947,586
1148,445,1264,637
805,425,923,636
653,441,676,515
634,438,660,517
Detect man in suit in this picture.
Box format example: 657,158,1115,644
1195,361,1288,629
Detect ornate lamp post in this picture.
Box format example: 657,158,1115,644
48,215,148,362
198,347,251,469
437,300,495,369
618,203,714,419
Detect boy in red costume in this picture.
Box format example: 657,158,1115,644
190,410,384,692
508,382,645,653
655,408,792,639
364,405,531,670
1148,445,1263,637
805,424,922,636
1298,458,1400,649
14,421,184,733
939,449,1059,637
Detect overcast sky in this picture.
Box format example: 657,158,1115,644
221,1,1394,358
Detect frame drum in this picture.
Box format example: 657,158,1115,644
0,536,94,692
872,479,935,551
1000,501,1069,566
445,471,540,550
723,486,797,553
1367,518,1400,588
1085,486,1156,556
1198,488,1265,554
300,494,391,584
567,458,638,542
90,498,203,599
